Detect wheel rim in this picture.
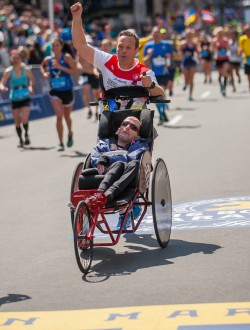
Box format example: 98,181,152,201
152,158,172,247
73,202,93,274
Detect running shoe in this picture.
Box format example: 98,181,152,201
67,134,73,148
182,84,187,91
114,203,141,231
87,110,92,119
163,112,169,122
17,139,24,148
115,214,131,231
58,143,65,152
24,134,30,145
221,86,226,96
189,96,194,101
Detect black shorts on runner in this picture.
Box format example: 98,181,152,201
49,90,74,106
81,73,100,89
12,98,31,109
244,64,250,75
156,75,171,87
215,59,229,68
229,61,241,68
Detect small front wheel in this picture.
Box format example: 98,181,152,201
151,158,172,248
73,201,93,274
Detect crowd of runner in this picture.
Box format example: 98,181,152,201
0,2,250,148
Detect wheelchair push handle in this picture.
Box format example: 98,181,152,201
143,72,171,104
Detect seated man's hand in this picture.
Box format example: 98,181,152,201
97,164,105,174
97,155,110,166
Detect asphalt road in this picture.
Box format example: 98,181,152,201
0,72,250,323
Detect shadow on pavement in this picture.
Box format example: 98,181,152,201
82,235,221,282
22,146,55,151
0,293,31,307
60,150,89,158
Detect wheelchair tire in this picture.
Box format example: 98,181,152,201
70,162,84,228
151,158,172,248
70,162,84,198
73,201,93,274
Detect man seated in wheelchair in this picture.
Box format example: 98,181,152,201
81,115,150,230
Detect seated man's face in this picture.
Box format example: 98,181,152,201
116,116,141,145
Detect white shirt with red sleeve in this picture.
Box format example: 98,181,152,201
93,48,157,91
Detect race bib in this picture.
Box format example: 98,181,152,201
184,51,192,58
152,56,166,66
51,77,67,89
201,50,209,57
12,87,30,100
219,49,227,57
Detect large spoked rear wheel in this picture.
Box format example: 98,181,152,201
73,201,93,274
151,158,172,248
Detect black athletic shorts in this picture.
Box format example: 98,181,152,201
12,98,31,109
49,90,74,106
244,64,250,75
81,73,100,89
215,59,229,68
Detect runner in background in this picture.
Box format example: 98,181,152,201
212,26,230,97
40,37,78,151
143,26,172,125
228,30,242,92
198,32,213,84
238,25,250,92
160,28,176,97
0,49,35,147
180,28,198,101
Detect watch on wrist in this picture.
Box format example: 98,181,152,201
149,81,156,89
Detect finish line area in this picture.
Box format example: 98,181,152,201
1,302,250,329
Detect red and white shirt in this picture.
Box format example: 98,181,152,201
93,49,157,91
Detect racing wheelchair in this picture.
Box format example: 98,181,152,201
69,86,172,274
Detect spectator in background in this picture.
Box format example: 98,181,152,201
0,31,10,71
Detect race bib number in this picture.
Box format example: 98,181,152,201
51,77,67,89
152,56,166,66
12,87,30,100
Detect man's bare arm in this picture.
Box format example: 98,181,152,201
70,2,95,65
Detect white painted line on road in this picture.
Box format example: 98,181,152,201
164,114,183,126
201,90,211,99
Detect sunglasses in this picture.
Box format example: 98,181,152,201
121,121,139,132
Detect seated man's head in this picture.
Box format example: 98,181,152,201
116,116,141,146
